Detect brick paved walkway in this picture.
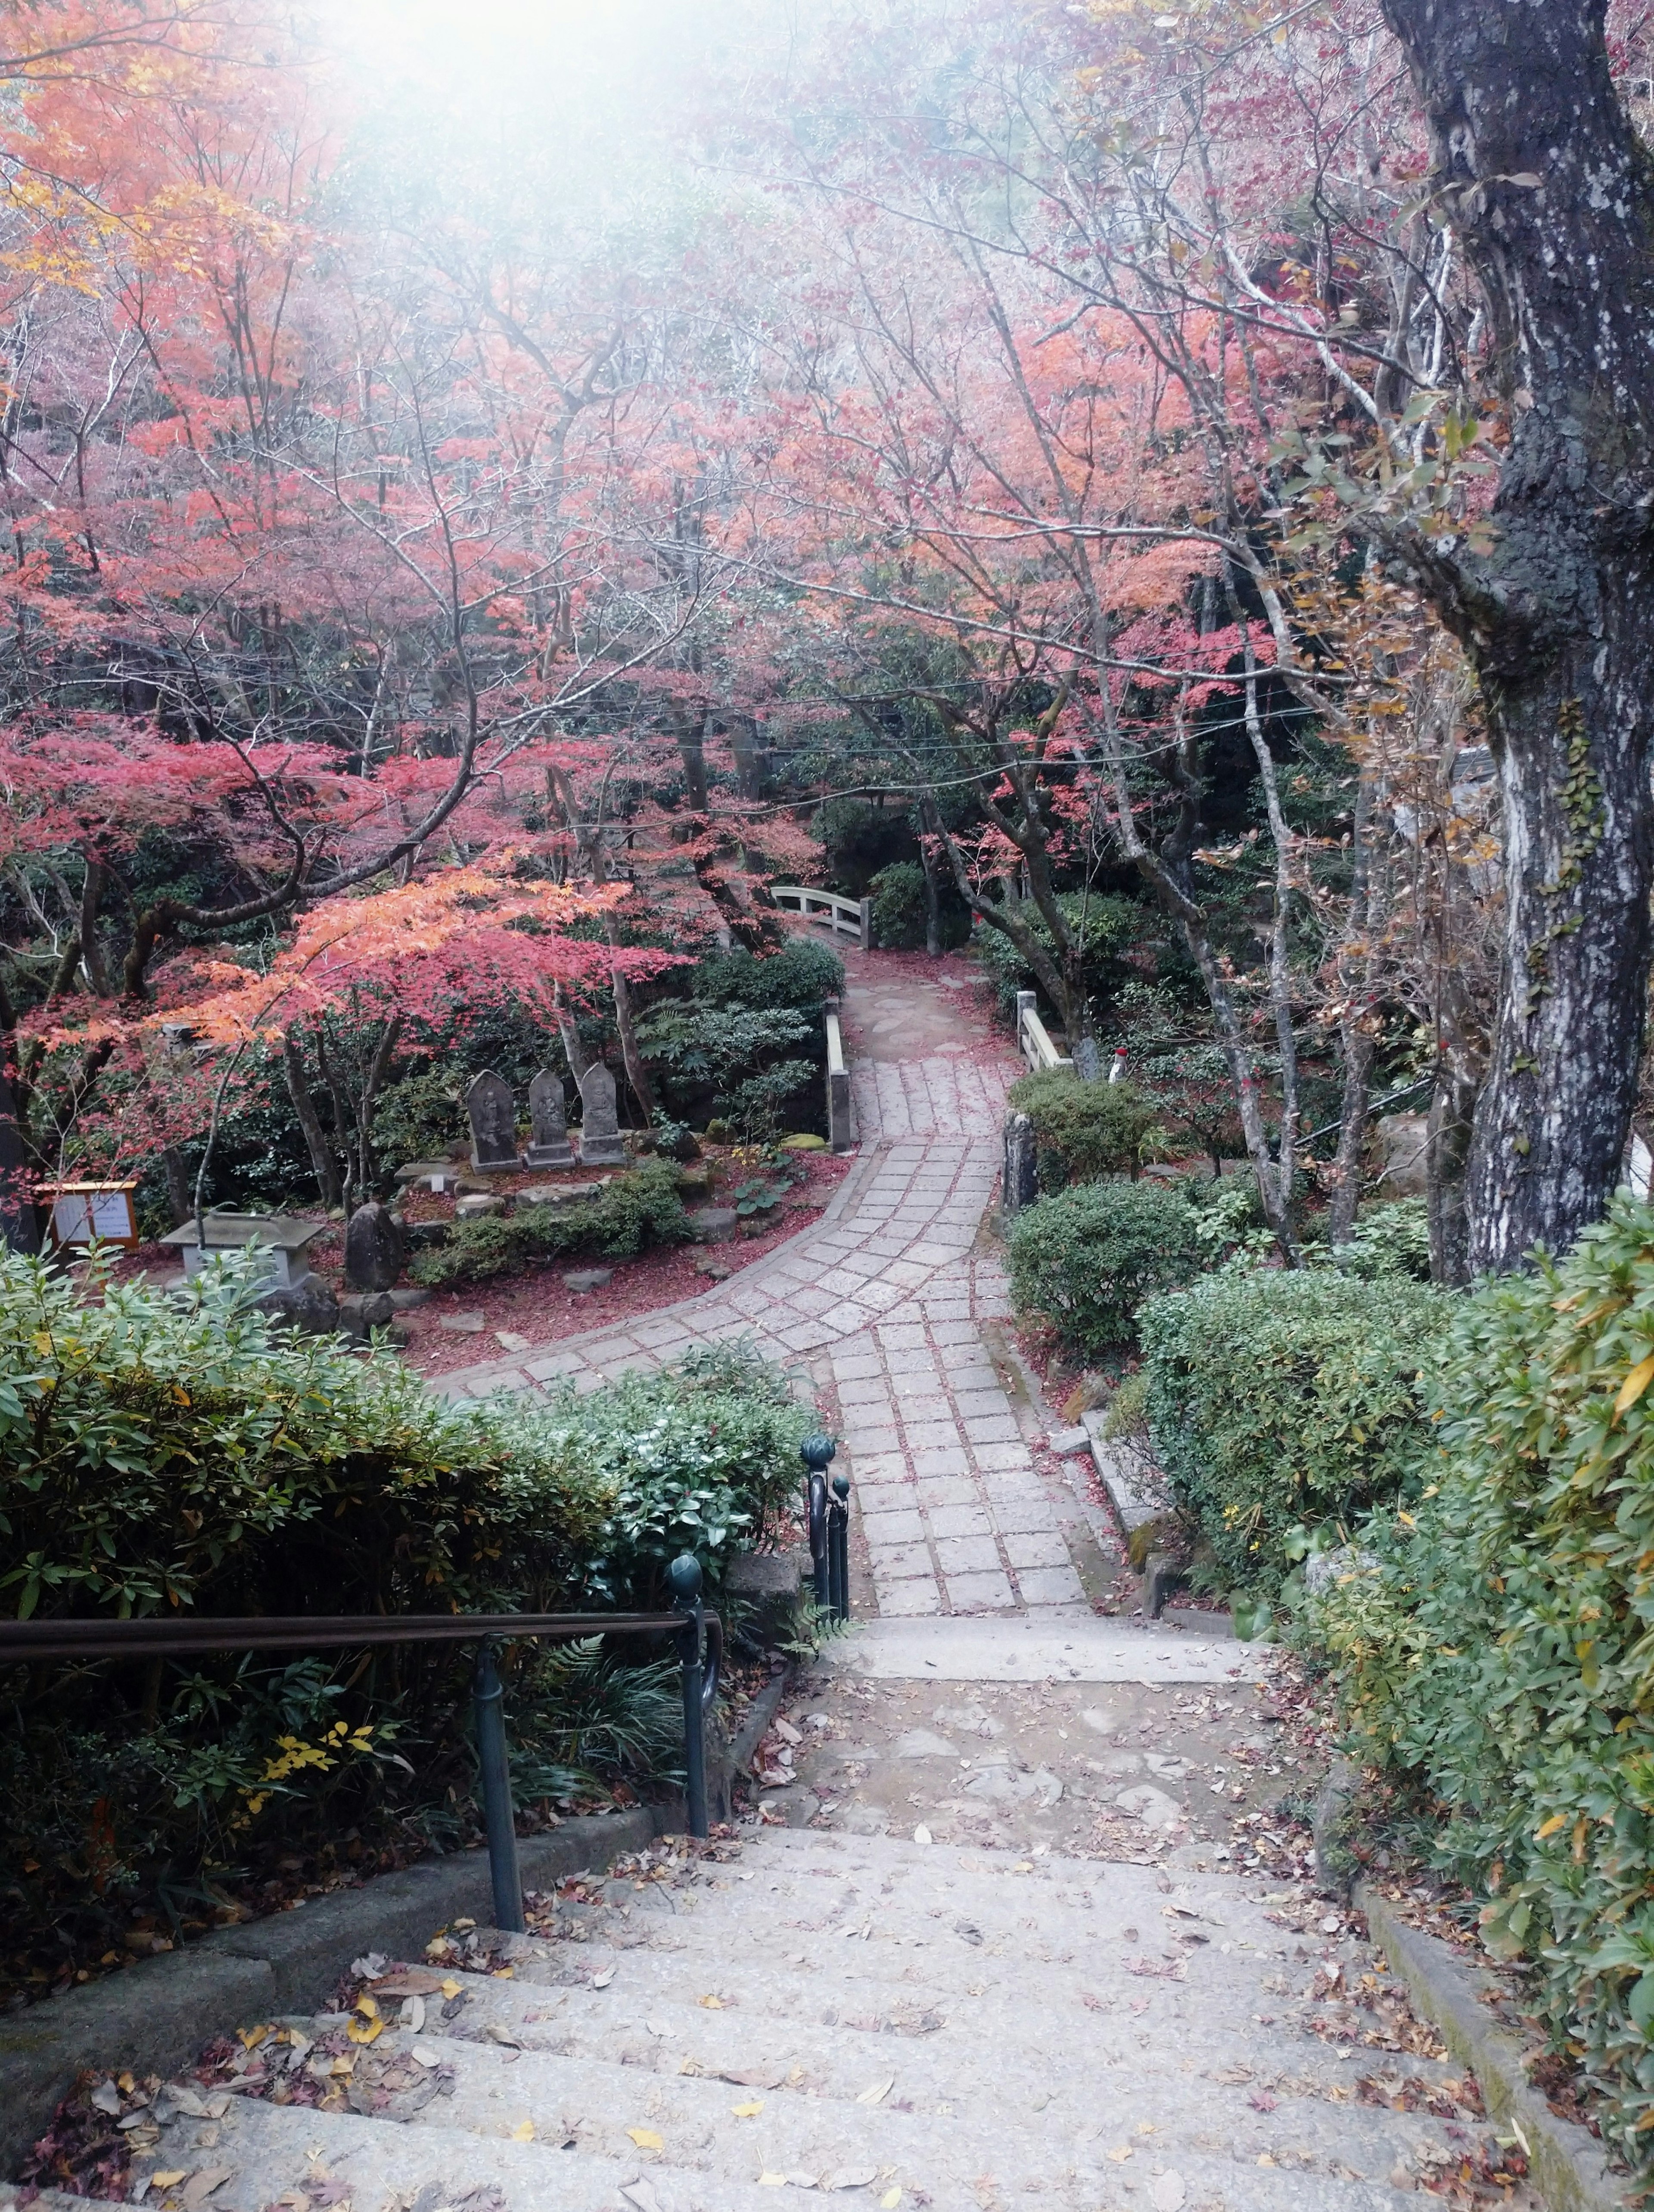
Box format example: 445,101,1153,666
437,950,1092,1622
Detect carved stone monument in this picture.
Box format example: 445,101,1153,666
576,1062,627,1165
524,1068,574,1169
1002,1109,1037,1217
343,1199,404,1292
466,1069,518,1171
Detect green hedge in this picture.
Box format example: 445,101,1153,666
1007,1179,1203,1354
1007,1068,1162,1190
1311,1197,1654,2167
1140,1264,1451,1597
0,1249,809,1991
411,1157,692,1289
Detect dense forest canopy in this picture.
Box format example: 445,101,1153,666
2,0,1651,1279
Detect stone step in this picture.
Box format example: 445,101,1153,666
236,2020,1434,2212
117,2089,809,2212
623,1848,1325,1955
492,1924,1345,2052
349,1972,1423,2115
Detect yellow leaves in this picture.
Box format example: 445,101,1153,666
1617,1355,1654,1416
441,1978,460,1998
346,2016,382,2046
510,2120,535,2143
1535,1814,1567,1841
1574,1817,1590,1865
152,2175,187,2191
627,2128,664,2152
731,2100,764,2119
236,2025,270,2050
882,2193,903,2210
697,1994,726,2010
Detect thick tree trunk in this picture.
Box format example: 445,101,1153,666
284,1028,344,1212
1380,0,1654,1270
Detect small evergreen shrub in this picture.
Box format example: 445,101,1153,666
1007,1068,1163,1189
867,860,970,951
411,1158,691,1288
1139,1265,1450,1597
693,937,844,1016
976,891,1145,1018
869,861,927,949
1311,1197,1654,2167
1007,1179,1202,1354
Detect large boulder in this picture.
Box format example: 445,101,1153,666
1373,1113,1430,1198
254,1271,339,1337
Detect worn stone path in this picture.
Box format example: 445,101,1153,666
19,1816,1530,2212
435,949,1107,1625
2,950,1544,2212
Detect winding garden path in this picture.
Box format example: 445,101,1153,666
435,948,1107,1623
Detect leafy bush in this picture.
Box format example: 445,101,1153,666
693,937,844,1016
868,860,927,949
1140,1266,1451,1597
1310,1197,1654,2165
1007,1179,1203,1354
867,860,970,951
410,1158,692,1289
1007,1068,1164,1189
523,1340,813,1605
0,1249,811,1996
372,1068,467,1166
976,891,1145,1019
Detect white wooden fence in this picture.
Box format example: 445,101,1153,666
824,997,852,1152
770,885,873,952
1015,989,1073,1075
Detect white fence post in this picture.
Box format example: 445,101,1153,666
824,999,852,1151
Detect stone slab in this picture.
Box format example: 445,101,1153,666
819,1615,1269,1683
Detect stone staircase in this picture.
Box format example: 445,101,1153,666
10,1824,1531,2212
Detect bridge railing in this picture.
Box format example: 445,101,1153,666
770,884,872,952
1015,989,1074,1075
824,995,853,1151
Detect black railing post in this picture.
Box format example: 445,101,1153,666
670,1553,709,1839
472,1641,525,1934
802,1432,836,1612
828,1472,851,1623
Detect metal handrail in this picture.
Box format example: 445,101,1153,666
0,1563,722,1937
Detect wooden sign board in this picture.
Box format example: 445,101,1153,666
44,1181,141,1251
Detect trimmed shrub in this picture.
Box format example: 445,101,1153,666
1007,1068,1163,1189
411,1157,692,1289
869,861,927,949
693,937,844,1016
1139,1266,1451,1597
0,1249,811,1997
1007,1179,1203,1354
1311,1197,1654,2166
867,860,970,951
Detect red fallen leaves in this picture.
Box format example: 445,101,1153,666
17,2069,136,2202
